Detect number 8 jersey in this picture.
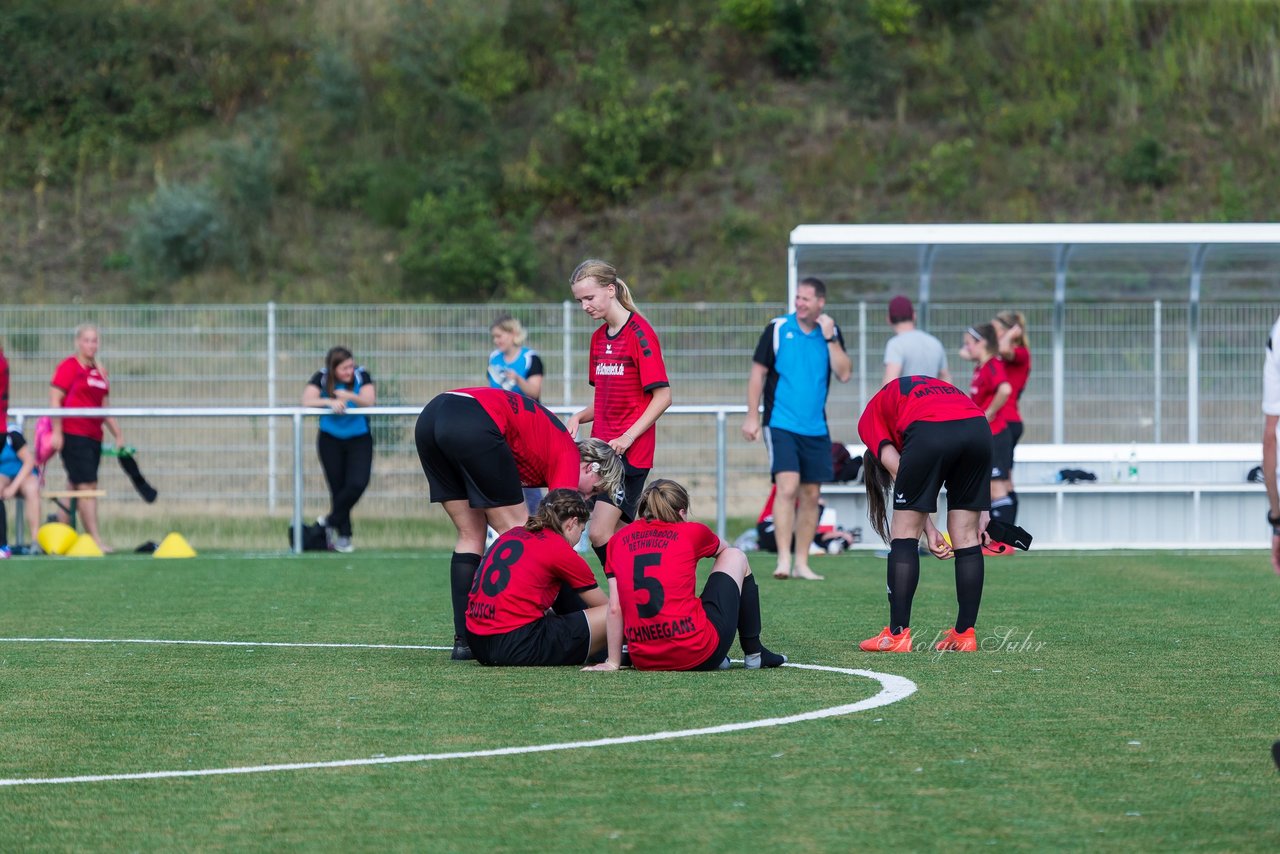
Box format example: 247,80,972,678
605,518,721,671
466,528,600,636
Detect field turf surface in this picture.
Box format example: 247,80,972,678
1,549,1277,851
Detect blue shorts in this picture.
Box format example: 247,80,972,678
764,426,833,484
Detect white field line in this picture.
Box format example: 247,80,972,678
0,637,918,788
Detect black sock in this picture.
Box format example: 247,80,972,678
592,542,609,571
953,545,984,633
1008,491,1019,524
450,552,482,642
887,538,920,634
737,574,763,654
0,499,7,547
551,582,588,615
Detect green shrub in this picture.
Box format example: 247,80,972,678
1116,136,1178,190
129,183,229,283
399,187,539,301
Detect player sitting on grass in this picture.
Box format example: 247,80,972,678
465,490,610,667
583,478,786,672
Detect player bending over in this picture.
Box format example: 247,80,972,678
857,376,992,653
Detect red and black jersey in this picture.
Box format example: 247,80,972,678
466,527,599,636
996,346,1031,425
858,376,984,460
587,312,669,469
605,518,720,671
456,387,581,490
968,359,1010,434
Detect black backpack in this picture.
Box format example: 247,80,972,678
287,522,329,551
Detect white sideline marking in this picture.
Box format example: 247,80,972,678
0,637,917,788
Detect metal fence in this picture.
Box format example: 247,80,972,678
2,300,1276,525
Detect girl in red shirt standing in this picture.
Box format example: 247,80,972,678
993,310,1031,525
584,479,786,672
856,376,993,653
961,323,1014,549
49,323,122,552
466,490,609,666
567,260,672,570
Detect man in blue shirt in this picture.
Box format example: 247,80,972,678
743,277,853,580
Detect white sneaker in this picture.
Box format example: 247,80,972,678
333,536,354,554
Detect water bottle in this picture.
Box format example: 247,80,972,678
1127,444,1139,482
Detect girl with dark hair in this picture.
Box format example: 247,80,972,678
992,310,1031,524
960,324,1014,548
856,376,992,653
465,489,609,666
567,259,672,570
416,387,624,661
302,346,376,553
583,479,786,672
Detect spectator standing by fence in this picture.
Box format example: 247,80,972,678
303,346,376,554
1264,312,1280,574
993,310,1031,525
743,277,852,581
488,315,546,513
49,323,121,553
881,295,950,385
960,324,1013,546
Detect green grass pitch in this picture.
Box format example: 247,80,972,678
0,549,1277,850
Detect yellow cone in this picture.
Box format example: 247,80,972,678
154,532,197,558
37,522,79,556
65,533,105,557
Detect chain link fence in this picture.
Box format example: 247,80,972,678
2,300,1276,526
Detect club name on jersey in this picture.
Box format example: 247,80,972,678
625,615,696,643
595,363,626,377
467,601,496,621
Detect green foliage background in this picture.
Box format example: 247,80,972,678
3,0,1280,303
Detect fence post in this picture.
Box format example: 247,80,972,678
292,410,304,554
562,300,572,408
1153,299,1162,442
1052,245,1070,443
716,410,727,540
1188,245,1207,443
267,301,278,509
857,300,867,410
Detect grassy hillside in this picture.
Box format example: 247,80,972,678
3,0,1280,304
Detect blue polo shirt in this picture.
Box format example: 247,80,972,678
752,313,844,437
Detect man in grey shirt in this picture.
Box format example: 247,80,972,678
881,295,951,385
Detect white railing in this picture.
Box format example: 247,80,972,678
11,404,748,553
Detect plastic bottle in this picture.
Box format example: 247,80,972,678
1127,444,1139,482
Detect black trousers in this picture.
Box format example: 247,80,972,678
317,432,373,537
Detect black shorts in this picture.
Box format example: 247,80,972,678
1005,421,1024,471
61,434,101,485
467,610,592,666
990,427,1013,481
415,394,525,508
589,457,648,522
894,417,992,513
691,572,741,672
